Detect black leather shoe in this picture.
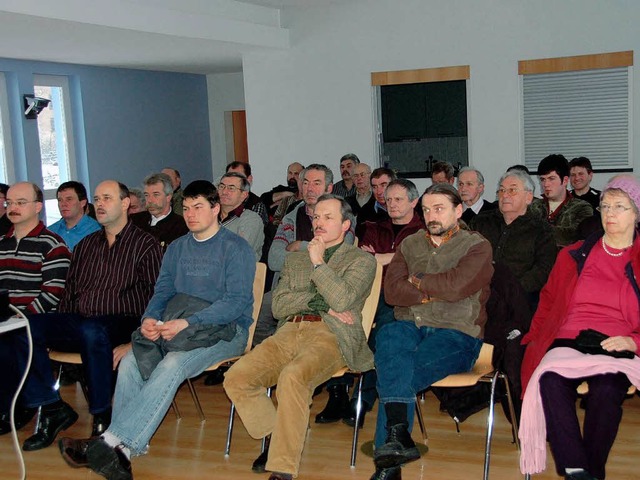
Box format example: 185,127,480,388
374,423,421,469
87,437,133,480
92,409,112,437
370,466,402,480
342,399,370,428
315,385,349,423
22,403,78,451
565,470,597,480
268,473,293,480
251,435,270,473
204,367,228,386
59,436,92,468
0,407,37,436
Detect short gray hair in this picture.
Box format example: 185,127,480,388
498,169,536,195
458,166,484,185
386,178,419,202
220,172,251,192
143,173,173,196
129,188,146,208
300,164,334,189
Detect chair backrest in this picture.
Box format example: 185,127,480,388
361,262,383,339
244,262,267,354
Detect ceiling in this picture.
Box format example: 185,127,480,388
0,0,343,74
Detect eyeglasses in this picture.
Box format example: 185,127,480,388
4,200,38,208
598,204,633,215
217,183,240,193
496,187,522,197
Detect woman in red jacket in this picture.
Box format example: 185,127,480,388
520,175,640,480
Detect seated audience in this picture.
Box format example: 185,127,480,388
338,179,424,428
131,173,188,248
529,154,593,247
355,167,396,238
520,175,640,480
127,188,146,215
347,162,372,216
332,153,359,198
260,162,304,219
569,156,601,210
225,194,377,480
15,180,162,450
226,161,269,224
59,180,255,480
0,182,71,437
48,181,101,250
430,161,455,184
470,169,556,308
457,166,496,224
371,183,493,480
161,167,183,216
218,172,265,261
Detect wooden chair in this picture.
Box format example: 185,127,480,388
415,342,519,480
184,262,267,455
329,261,383,467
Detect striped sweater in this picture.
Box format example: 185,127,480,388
0,221,71,314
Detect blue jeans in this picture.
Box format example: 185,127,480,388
108,324,247,455
373,321,482,447
0,313,139,414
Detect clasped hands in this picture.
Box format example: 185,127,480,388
141,317,189,342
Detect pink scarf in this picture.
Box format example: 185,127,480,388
519,347,640,474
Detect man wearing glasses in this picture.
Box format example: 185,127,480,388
9,180,162,451
0,182,71,439
218,172,264,261
470,169,557,308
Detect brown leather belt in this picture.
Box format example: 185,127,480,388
289,314,322,323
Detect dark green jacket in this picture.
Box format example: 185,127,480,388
470,209,557,294
529,195,593,247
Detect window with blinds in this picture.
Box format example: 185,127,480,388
519,51,633,172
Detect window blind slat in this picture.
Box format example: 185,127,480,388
522,66,630,170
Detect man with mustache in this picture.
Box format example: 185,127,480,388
48,181,101,250
131,173,188,250
370,183,493,480
0,181,71,438
332,153,360,198
268,164,354,275
225,194,377,480
260,162,305,218
354,167,396,239
529,154,593,248
13,180,162,451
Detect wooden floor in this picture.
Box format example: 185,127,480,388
2,378,639,479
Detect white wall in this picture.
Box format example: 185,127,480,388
207,72,245,180
241,0,640,197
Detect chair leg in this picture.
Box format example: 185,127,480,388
53,363,63,391
187,378,206,422
350,374,365,467
171,400,181,420
261,387,273,453
414,396,428,443
483,370,500,480
225,403,235,456
501,372,520,449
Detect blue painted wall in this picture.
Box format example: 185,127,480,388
0,58,211,193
